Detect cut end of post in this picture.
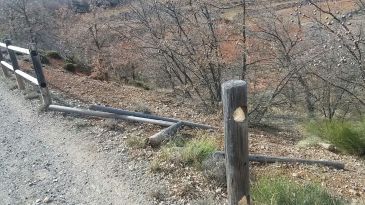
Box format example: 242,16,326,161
222,80,247,90
238,196,250,205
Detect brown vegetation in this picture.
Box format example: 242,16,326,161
1,0,365,203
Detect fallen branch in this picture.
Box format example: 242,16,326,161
147,121,184,147
89,105,217,130
48,105,175,127
213,151,345,170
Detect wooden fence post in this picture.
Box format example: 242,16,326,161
0,47,10,77
5,39,25,90
222,80,250,205
29,44,52,108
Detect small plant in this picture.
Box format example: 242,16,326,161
133,103,152,114
126,135,145,149
148,188,167,202
63,63,77,72
252,176,344,205
39,54,50,64
131,80,150,90
150,131,220,173
77,65,92,74
181,137,218,167
305,120,365,156
46,51,63,60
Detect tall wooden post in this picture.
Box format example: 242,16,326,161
0,47,10,77
29,44,52,108
222,80,250,205
5,39,25,90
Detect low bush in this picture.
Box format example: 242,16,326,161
39,54,50,64
64,57,92,74
252,176,344,205
126,135,145,149
305,119,365,156
77,65,92,74
131,80,150,90
150,132,219,172
63,63,77,72
181,137,218,167
46,51,63,60
133,103,152,114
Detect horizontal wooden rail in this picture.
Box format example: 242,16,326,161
7,45,30,55
147,121,184,147
14,70,39,86
1,61,14,71
90,105,217,129
0,42,6,48
1,60,39,85
213,151,345,169
49,105,176,127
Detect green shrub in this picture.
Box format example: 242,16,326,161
40,55,50,64
181,137,218,166
305,120,365,156
133,103,152,114
65,56,77,64
150,133,219,172
77,65,92,74
63,63,77,72
46,51,63,60
252,176,344,205
126,135,145,149
64,57,91,74
131,80,150,90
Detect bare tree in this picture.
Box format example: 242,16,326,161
123,0,235,107
0,0,56,45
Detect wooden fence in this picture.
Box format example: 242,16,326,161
0,40,345,205
0,40,51,107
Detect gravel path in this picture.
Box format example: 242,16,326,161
0,79,160,205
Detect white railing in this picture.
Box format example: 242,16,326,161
0,40,51,107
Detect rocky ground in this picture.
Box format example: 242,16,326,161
0,77,182,205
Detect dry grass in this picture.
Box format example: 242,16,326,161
304,119,365,156
252,175,344,205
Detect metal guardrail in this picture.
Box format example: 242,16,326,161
0,39,51,107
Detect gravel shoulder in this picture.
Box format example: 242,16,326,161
0,78,164,205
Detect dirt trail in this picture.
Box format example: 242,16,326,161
0,79,160,205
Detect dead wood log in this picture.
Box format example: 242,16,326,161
213,151,345,170
89,105,217,130
147,121,184,147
